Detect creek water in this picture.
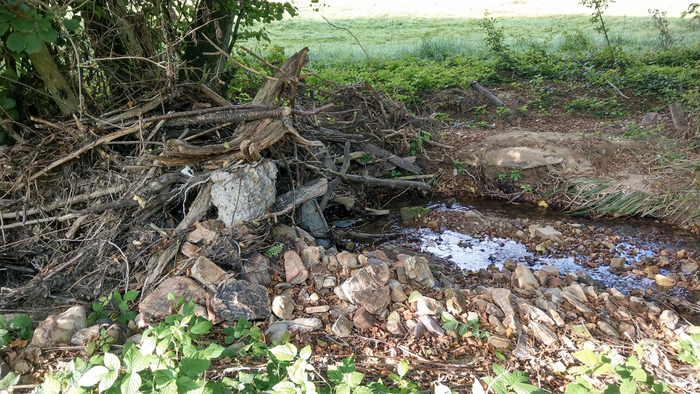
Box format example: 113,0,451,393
342,197,700,296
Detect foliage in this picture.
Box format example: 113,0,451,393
410,130,431,155
480,363,545,394
510,167,522,182
565,96,627,118
565,347,669,394
681,3,700,22
0,314,33,347
87,290,139,326
264,243,285,258
478,11,512,63
648,9,675,49
672,326,700,370
579,0,615,49
454,159,467,175
440,312,490,338
86,328,116,355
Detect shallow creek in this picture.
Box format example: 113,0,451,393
343,197,700,297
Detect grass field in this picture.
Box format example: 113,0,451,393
251,0,700,62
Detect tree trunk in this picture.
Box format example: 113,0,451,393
181,0,236,83
28,42,79,115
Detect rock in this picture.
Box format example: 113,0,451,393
629,297,646,314
387,312,406,336
530,225,562,241
416,297,445,315
644,266,661,278
0,358,9,380
503,315,522,336
682,261,699,273
30,306,87,348
340,269,391,314
181,242,199,258
289,318,323,334
659,310,680,330
187,220,223,244
618,322,636,339
243,252,271,286
503,258,517,271
265,321,290,342
406,319,425,338
537,265,559,286
417,314,445,336
584,286,598,303
332,314,353,336
337,251,361,269
322,276,337,289
210,163,277,226
330,304,357,319
305,305,330,314
514,298,555,325
514,265,539,290
391,286,407,303
655,274,676,287
211,278,271,321
353,307,376,329
561,291,594,316
364,260,391,285
610,257,626,269
404,256,436,287
396,266,407,284
284,251,309,284
597,321,620,339
71,323,131,346
272,224,315,245
140,277,209,320
272,295,295,320
491,288,515,317
546,276,562,288
400,206,431,224
300,246,323,268
487,335,512,350
489,315,507,335
444,289,467,315
563,283,588,303
529,321,558,345
191,256,226,289
571,324,591,338
548,309,566,326
512,334,531,360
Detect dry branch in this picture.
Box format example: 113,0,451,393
470,81,505,107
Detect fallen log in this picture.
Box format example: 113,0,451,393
305,164,430,191
470,81,505,107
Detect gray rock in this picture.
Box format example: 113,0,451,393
365,259,391,285
417,314,445,336
211,278,271,321
537,265,560,286
489,315,506,335
391,286,407,303
404,256,436,287
406,319,425,338
416,297,445,315
210,162,277,226
512,334,531,360
284,251,309,285
561,291,594,316
298,199,330,238
289,318,323,334
330,304,357,319
629,297,646,314
322,276,338,289
618,322,636,340
300,245,323,267
332,314,353,336
444,288,467,315
529,321,558,346
305,305,330,314
563,283,588,303
340,269,390,314
531,225,562,241
549,309,566,326
71,323,131,346
30,306,87,348
191,256,226,289
265,321,290,342
514,297,555,325
140,277,209,320
597,321,620,339
610,257,627,269
514,265,539,290
243,252,271,286
659,310,680,330
487,335,512,350
337,251,361,269
271,295,295,320
491,288,516,317
475,299,505,319
503,315,522,336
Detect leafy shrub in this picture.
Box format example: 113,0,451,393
0,314,33,347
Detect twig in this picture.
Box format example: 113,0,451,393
608,81,630,99
202,34,285,83
1,185,127,220
304,163,431,191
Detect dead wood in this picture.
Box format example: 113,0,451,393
272,178,328,213
305,163,430,191
470,81,505,107
361,143,421,174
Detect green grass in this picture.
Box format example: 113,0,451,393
250,15,700,63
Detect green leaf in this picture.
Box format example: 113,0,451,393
397,360,409,377
63,18,81,31
631,367,647,382
270,343,298,361
37,26,57,43
0,372,20,391
9,314,31,330
11,18,34,32
565,384,592,394
123,290,139,302
408,291,422,303
78,365,109,387
619,378,638,394
0,22,8,35
180,356,210,376
299,344,312,360
442,321,459,330
120,372,141,394
190,319,212,335
573,349,600,369
6,32,26,52
103,352,120,371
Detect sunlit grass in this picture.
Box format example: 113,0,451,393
248,14,700,63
